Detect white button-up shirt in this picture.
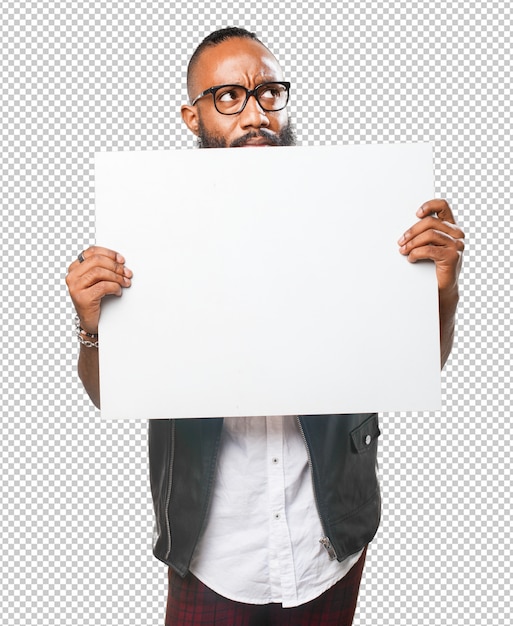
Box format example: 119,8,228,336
189,415,363,608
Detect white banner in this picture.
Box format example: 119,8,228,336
96,144,440,418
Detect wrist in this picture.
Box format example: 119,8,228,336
75,315,99,348
439,284,459,311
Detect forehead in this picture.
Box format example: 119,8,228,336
191,38,284,94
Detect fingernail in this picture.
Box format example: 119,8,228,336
116,253,125,263
416,206,425,217
398,234,406,245
124,267,133,277
124,277,131,286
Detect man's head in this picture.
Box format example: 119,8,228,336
181,27,295,148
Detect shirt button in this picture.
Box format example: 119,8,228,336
365,434,372,445
272,457,279,464
274,513,280,520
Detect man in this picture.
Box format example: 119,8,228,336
66,27,464,626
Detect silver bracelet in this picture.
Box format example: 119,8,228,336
77,335,99,348
75,315,99,348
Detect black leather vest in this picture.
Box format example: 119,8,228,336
149,413,381,576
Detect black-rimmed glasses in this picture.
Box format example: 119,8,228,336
190,81,290,115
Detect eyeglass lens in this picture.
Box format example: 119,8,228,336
214,83,288,114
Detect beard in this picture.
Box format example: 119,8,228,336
197,118,297,148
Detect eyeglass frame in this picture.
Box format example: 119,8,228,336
190,81,291,115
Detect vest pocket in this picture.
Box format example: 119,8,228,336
350,413,381,454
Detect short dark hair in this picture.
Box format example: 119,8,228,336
187,27,266,96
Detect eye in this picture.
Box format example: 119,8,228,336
262,87,280,98
217,87,243,102
259,84,286,102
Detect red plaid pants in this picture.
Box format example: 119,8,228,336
165,546,367,626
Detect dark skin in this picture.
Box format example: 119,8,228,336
66,38,464,408
398,199,464,367
181,38,289,146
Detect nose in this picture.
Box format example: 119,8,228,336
238,94,270,129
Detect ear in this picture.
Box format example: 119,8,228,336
181,104,200,136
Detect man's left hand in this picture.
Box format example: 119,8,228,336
398,199,465,294
398,198,464,367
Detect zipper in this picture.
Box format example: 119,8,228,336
164,419,176,559
319,536,338,560
296,416,338,561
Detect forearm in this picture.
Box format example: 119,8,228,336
78,344,101,408
439,286,459,369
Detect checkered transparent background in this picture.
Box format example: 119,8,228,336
1,1,511,624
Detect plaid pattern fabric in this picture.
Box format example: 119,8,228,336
166,547,367,625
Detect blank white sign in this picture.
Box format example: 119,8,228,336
95,144,440,419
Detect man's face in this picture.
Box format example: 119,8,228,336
182,38,295,148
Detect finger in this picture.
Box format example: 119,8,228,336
68,253,132,281
398,218,465,247
83,245,126,263
81,254,133,278
75,265,133,290
399,229,465,256
404,240,463,265
67,246,126,273
416,199,456,223
79,280,125,303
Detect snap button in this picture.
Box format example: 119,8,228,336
365,434,372,445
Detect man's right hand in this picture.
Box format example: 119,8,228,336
66,246,132,334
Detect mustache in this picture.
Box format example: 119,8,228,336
229,130,282,148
